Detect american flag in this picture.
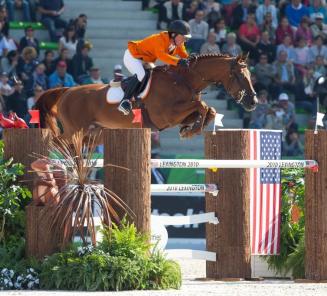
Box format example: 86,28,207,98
250,130,282,255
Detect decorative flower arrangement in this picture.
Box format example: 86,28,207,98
0,268,39,290
0,268,14,290
0,132,182,291
77,244,94,257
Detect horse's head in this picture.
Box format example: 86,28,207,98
225,54,258,111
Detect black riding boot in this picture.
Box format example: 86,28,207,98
118,75,141,115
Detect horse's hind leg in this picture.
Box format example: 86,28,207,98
57,119,83,144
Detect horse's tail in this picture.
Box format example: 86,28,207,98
34,87,70,136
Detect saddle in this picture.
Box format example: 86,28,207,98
121,69,151,98
106,68,152,104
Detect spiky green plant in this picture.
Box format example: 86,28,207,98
284,235,305,279
32,131,133,247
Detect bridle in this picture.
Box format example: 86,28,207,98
225,58,257,105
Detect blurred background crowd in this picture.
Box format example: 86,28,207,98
0,0,124,128
1,0,327,158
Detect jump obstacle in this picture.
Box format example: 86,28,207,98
3,128,327,281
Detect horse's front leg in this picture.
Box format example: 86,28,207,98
190,100,209,133
203,107,217,129
180,100,209,138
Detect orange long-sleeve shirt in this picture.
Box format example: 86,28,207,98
127,31,188,66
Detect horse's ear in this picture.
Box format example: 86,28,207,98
236,53,248,66
236,54,242,62
241,52,249,63
236,53,248,62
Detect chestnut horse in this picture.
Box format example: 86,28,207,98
35,53,257,140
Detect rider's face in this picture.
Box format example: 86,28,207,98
174,34,186,46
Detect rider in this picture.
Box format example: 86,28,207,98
118,20,192,115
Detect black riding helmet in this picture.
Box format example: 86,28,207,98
168,20,192,39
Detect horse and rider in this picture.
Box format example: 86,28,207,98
34,20,257,141
118,20,191,115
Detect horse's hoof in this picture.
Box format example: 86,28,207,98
179,125,192,138
179,130,187,138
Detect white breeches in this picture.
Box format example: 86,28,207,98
123,49,146,82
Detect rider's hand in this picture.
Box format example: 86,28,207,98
177,58,189,68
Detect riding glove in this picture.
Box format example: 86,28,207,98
178,58,189,68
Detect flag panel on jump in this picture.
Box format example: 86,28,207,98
250,130,282,255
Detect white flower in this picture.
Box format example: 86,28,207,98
14,282,22,289
28,268,35,273
16,276,23,282
26,274,33,280
9,270,14,278
3,279,8,285
77,246,83,255
4,208,12,216
27,281,34,289
35,279,39,285
11,185,18,192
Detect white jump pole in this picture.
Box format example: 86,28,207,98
53,159,318,170
150,184,218,196
151,159,318,170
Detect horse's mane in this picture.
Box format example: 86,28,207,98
154,53,238,73
188,53,234,63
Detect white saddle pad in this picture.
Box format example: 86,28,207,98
106,74,152,104
106,84,124,103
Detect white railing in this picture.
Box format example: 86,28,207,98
53,158,318,169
